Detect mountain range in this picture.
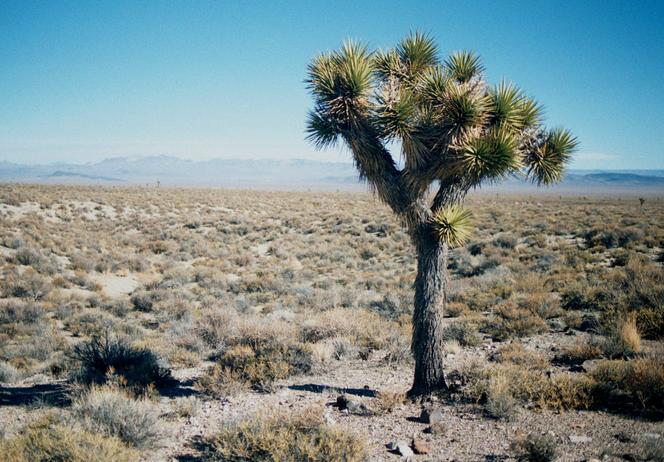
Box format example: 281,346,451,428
1,156,663,193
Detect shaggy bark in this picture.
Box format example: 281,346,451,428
409,229,448,396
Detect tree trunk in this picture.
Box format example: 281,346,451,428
408,230,448,397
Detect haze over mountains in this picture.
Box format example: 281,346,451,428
1,156,663,193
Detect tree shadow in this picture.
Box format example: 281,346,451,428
288,383,377,398
0,377,199,408
0,382,70,407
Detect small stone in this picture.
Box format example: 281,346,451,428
569,434,592,444
411,437,430,454
419,406,444,424
395,441,414,457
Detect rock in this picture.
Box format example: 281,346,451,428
395,441,414,457
569,434,592,444
419,406,444,424
411,437,430,454
644,432,661,439
335,394,371,416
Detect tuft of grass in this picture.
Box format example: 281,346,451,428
443,321,482,346
591,357,664,411
201,407,367,462
0,413,138,462
199,338,313,395
72,384,161,448
493,342,549,370
484,302,548,341
512,433,558,462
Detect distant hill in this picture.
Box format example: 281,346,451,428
1,156,663,193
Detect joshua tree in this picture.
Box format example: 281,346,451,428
305,33,577,396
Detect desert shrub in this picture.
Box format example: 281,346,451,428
200,407,366,462
584,226,644,249
443,321,482,346
555,339,602,365
0,414,137,462
484,302,548,341
203,340,313,394
560,256,664,339
71,333,171,389
601,313,642,358
0,300,45,324
484,372,517,419
72,385,161,448
3,270,52,300
172,396,201,418
130,289,165,312
492,343,548,370
465,363,594,411
591,357,664,411
0,361,20,383
494,233,518,249
372,389,406,414
512,433,558,462
382,331,412,365
642,434,664,462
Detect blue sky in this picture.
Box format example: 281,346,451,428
1,1,663,169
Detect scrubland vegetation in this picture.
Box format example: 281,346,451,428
0,183,662,461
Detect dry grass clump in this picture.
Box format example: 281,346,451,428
71,384,161,448
591,356,664,411
372,389,406,414
484,302,548,341
0,414,138,462
511,432,558,462
443,320,483,346
555,339,603,365
200,407,367,462
71,333,171,389
492,342,549,370
464,362,595,413
561,256,664,339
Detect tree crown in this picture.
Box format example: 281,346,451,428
306,33,578,245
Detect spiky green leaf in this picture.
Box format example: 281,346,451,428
455,128,521,181
431,205,473,247
525,128,578,185
445,51,484,83
397,31,439,76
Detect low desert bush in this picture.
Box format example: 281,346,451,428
0,361,20,383
72,384,161,448
591,357,664,411
201,339,313,394
443,321,482,347
0,414,138,462
465,362,595,411
0,299,45,324
512,433,558,462
71,333,171,389
560,256,664,339
492,343,549,370
200,407,367,461
484,302,548,341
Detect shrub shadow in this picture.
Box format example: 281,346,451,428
288,383,377,398
0,382,70,407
